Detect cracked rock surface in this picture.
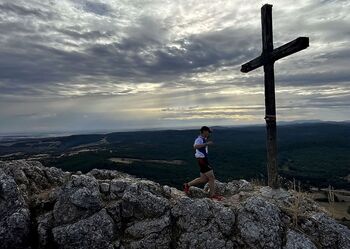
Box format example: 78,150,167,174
0,159,349,249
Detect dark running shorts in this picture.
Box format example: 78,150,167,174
197,157,212,173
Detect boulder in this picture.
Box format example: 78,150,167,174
37,211,55,249
301,212,350,248
204,179,254,196
171,197,236,248
52,209,115,249
123,214,171,248
121,183,170,219
283,229,317,249
237,196,284,249
0,169,31,249
53,174,102,225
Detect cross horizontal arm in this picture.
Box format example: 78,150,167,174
272,37,309,62
240,37,309,73
240,56,263,73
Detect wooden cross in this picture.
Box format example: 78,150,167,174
240,4,309,189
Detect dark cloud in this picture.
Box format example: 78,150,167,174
57,28,114,41
0,2,55,20
0,27,258,92
0,1,263,93
276,71,350,86
0,42,86,86
83,1,111,16
0,1,348,94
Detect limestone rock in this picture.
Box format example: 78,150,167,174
0,168,31,249
204,179,254,196
0,159,349,249
37,211,55,248
111,178,134,198
53,174,102,225
100,182,110,193
162,185,172,197
188,185,209,198
86,168,129,180
52,209,115,249
237,196,284,249
283,229,317,249
123,214,172,248
301,212,350,248
171,197,236,248
106,200,123,231
0,159,68,198
121,182,170,219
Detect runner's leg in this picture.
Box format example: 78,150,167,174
188,158,210,186
204,170,215,197
201,172,211,192
200,172,209,182
188,173,208,186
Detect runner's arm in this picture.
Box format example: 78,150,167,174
193,143,207,149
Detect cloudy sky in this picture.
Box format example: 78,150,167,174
0,0,349,134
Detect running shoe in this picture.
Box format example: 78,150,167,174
183,183,190,194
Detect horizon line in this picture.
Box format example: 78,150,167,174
1,119,350,138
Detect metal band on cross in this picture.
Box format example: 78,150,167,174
264,115,276,121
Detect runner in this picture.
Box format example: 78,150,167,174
183,126,223,201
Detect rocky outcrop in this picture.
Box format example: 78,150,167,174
0,168,31,249
0,159,349,249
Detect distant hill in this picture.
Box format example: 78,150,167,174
0,122,349,190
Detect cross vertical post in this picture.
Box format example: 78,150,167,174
240,4,309,189
262,4,279,189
